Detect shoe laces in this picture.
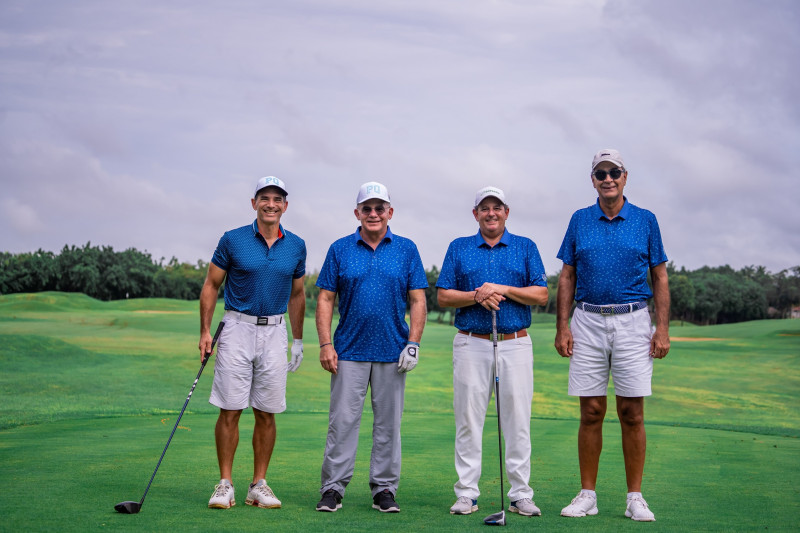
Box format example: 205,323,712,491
456,496,473,505
252,483,275,497
571,492,594,505
629,496,649,509
214,484,231,497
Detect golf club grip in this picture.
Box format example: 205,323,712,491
202,321,225,365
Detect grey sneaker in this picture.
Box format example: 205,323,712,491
561,491,598,517
450,496,478,515
626,495,655,521
208,480,235,509
510,497,541,516
245,479,281,508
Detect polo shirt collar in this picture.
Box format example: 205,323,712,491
474,228,510,248
252,220,284,239
354,225,393,244
592,197,630,220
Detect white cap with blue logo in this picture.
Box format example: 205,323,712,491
254,176,288,197
356,181,391,204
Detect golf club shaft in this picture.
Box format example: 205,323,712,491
138,321,225,506
492,310,505,512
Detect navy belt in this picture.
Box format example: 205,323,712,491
577,301,647,315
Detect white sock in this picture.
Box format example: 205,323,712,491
580,489,597,498
627,491,642,500
220,478,232,486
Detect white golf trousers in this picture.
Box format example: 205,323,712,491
452,332,534,502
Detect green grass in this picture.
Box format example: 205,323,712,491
1,292,799,531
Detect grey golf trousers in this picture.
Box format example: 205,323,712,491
320,360,406,498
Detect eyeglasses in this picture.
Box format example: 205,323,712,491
592,168,625,181
359,204,387,215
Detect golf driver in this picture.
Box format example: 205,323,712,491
115,321,225,514
483,309,506,526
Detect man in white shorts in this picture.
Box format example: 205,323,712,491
554,149,670,522
199,176,306,510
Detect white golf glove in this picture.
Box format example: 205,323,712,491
397,343,419,373
288,339,303,373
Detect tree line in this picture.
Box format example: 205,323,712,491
2,245,798,325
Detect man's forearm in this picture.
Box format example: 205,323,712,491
288,292,305,340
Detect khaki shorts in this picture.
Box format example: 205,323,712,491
209,311,288,413
568,306,654,397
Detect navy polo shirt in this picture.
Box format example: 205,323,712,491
211,220,306,316
557,198,667,304
316,226,428,363
436,228,547,334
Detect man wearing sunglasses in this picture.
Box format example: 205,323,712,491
437,186,548,518
315,181,428,514
555,149,670,522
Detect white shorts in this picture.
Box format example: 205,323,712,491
209,311,288,413
568,306,654,397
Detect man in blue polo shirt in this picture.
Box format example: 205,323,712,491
199,176,306,511
437,186,548,518
315,181,428,514
555,149,670,522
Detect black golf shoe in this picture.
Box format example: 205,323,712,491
316,489,342,512
372,489,400,513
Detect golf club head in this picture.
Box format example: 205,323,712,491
483,510,506,526
114,501,141,514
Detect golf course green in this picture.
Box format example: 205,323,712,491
1,292,798,531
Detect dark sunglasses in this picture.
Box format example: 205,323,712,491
359,204,387,215
592,168,625,181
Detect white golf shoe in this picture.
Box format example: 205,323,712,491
509,497,541,516
450,496,478,515
245,479,281,509
626,495,655,521
561,491,598,517
208,480,235,509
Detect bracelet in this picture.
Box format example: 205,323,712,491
473,291,480,303
319,342,332,348
407,341,420,347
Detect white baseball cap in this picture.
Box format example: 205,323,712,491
254,176,288,197
356,181,391,204
591,149,625,170
474,186,506,207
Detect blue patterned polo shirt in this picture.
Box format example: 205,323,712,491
211,220,306,316
436,228,548,334
557,198,667,304
316,226,428,363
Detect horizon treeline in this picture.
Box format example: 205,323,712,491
2,244,799,325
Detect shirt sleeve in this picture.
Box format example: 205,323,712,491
526,241,548,287
435,242,457,290
210,232,231,271
316,243,339,292
294,239,307,279
648,212,668,267
407,242,429,290
556,213,578,267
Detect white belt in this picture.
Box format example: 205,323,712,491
224,310,283,325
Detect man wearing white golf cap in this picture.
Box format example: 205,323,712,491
437,186,548,518
199,175,306,510
315,181,428,514
555,149,670,521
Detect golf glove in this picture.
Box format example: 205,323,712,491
288,339,303,373
397,343,419,373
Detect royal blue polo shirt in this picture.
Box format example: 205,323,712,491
316,226,428,363
436,228,547,334
557,198,667,304
211,220,306,316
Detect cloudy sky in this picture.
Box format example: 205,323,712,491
1,0,798,276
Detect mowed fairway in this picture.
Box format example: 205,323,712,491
1,292,798,532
